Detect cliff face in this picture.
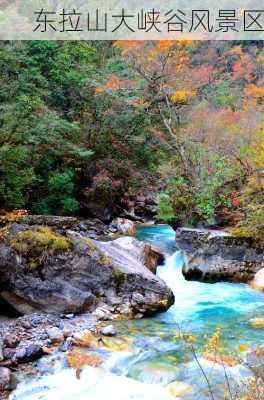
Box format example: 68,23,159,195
176,228,264,284
0,223,174,319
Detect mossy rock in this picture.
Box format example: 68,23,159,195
99,255,113,266
9,226,70,267
112,268,125,285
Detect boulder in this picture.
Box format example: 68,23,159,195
0,225,174,318
251,268,264,291
110,218,136,236
176,228,264,284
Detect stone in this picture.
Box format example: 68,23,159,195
63,327,73,338
177,228,264,284
251,268,264,291
15,343,43,363
72,330,98,348
4,334,19,349
110,218,136,235
46,327,64,345
250,317,264,329
0,367,12,390
100,325,117,337
166,381,193,398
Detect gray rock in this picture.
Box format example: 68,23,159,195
0,367,12,390
0,227,174,317
176,228,264,283
15,343,43,363
100,325,117,337
46,327,64,345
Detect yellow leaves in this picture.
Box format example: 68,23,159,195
257,55,264,64
170,89,196,105
203,327,224,356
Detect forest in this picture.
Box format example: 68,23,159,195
0,40,263,239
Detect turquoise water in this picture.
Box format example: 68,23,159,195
112,224,264,397
134,224,264,347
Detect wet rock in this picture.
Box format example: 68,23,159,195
251,268,264,291
0,367,12,390
46,327,64,345
100,325,117,337
177,228,264,284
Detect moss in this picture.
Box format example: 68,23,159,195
84,238,97,252
9,226,70,268
112,268,125,285
99,255,113,266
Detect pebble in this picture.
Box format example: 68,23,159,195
100,325,117,337
46,327,64,345
4,334,19,348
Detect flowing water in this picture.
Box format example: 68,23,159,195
11,224,264,400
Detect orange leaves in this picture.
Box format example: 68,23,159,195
95,74,122,94
105,75,123,91
0,209,27,225
95,74,135,94
232,54,255,82
244,84,264,104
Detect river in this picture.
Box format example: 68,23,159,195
11,224,264,400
